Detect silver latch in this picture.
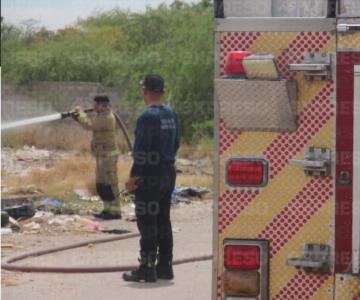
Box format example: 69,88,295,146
287,244,330,274
289,147,331,177
337,24,360,32
288,52,331,80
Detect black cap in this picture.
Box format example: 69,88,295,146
140,74,164,93
94,95,110,104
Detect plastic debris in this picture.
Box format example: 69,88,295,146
76,217,104,231
24,222,41,230
39,198,64,208
33,211,54,219
174,186,210,198
1,228,13,235
74,189,99,202
8,217,20,231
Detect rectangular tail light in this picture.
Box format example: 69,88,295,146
226,159,268,187
224,245,260,270
223,239,269,300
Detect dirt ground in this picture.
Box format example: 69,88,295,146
1,200,213,300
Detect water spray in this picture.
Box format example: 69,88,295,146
1,108,94,130
1,108,132,151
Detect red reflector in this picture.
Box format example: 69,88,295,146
226,160,266,186
224,245,260,270
224,51,252,75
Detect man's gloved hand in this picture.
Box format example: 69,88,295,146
71,105,83,121
71,111,80,121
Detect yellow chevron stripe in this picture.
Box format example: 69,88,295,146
269,200,334,297
312,276,335,300
248,32,298,56
338,32,360,50
335,274,360,299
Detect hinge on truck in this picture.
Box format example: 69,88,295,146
288,147,331,177
287,244,331,274
289,52,332,81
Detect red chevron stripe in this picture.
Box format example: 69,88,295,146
273,270,330,300
257,177,333,258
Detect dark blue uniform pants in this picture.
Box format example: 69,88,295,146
135,163,176,262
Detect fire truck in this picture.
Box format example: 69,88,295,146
212,0,360,299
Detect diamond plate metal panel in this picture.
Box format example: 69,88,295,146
339,0,360,17
272,0,330,17
215,79,297,132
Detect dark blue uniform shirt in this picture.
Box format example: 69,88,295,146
131,105,180,177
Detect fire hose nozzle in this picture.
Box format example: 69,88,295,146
61,108,94,119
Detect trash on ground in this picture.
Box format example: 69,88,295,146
39,198,64,208
24,222,41,230
33,211,54,219
74,189,100,202
1,228,13,235
174,186,210,198
3,204,35,219
14,146,50,162
1,211,10,227
8,216,20,231
19,213,104,234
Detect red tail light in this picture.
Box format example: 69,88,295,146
226,159,268,187
224,245,260,270
224,51,252,75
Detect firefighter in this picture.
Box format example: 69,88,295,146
123,75,180,282
74,95,122,220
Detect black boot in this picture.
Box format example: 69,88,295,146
156,254,174,280
93,210,121,220
123,257,157,282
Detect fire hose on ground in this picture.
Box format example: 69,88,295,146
1,233,213,273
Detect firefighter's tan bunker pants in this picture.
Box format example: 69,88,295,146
95,154,121,214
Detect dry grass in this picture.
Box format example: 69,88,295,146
3,154,133,195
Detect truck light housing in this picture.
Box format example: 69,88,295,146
226,159,268,187
223,239,269,300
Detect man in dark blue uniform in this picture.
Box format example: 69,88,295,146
123,75,180,282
